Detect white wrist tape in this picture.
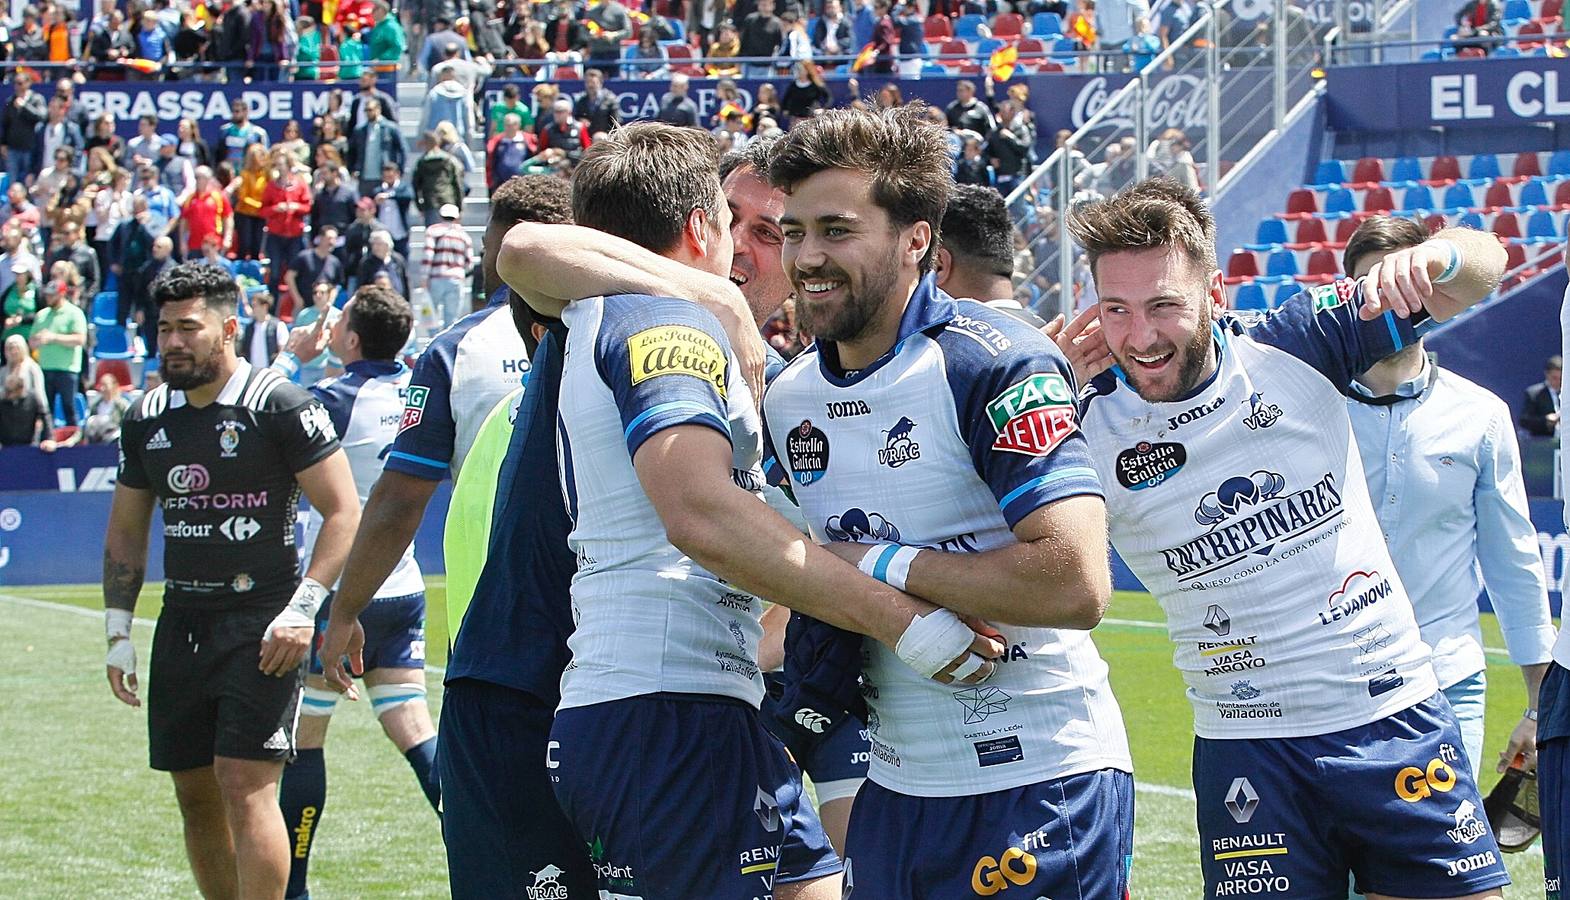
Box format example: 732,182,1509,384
268,578,329,633
856,543,922,593
894,609,977,679
106,608,133,642
106,608,135,673
1431,238,1461,284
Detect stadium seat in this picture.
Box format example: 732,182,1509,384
1520,179,1550,208
92,358,133,389
1389,156,1423,184
1504,0,1534,20
954,13,986,39
1429,155,1462,183
1423,213,1447,234
1224,248,1259,283
1234,282,1268,309
1283,188,1318,217
1291,217,1328,248
1275,282,1304,305
1032,59,1065,71
1458,211,1486,230
920,61,948,76
51,425,79,444
1517,19,1546,48
992,12,1024,37
1051,37,1078,63
1493,45,1523,56
1549,150,1570,177
1244,218,1290,250
1555,180,1570,210
1310,159,1345,188
1505,242,1527,271
1031,11,1064,36
958,61,982,75
938,38,968,65
1362,186,1395,213
1492,211,1522,239
90,291,120,327
1525,210,1560,242
1302,248,1340,282
976,37,1006,59
1470,154,1502,181
1457,45,1487,58
1420,49,1447,60
1398,185,1433,214
1016,36,1045,56
1324,188,1356,216
1263,248,1299,279
1543,0,1563,18
94,325,131,356
924,14,952,38
1442,181,1476,211
1513,152,1543,180
1484,179,1516,210
1334,218,1360,245
1350,157,1385,187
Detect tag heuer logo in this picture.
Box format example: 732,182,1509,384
145,428,171,450
399,386,430,432
985,374,1077,457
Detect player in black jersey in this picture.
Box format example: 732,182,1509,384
102,263,362,900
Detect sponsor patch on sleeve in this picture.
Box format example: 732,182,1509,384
398,385,429,432
626,325,728,398
985,373,1077,456
1308,279,1359,313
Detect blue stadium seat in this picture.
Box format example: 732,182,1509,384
1549,150,1570,178
1503,0,1533,21
1324,188,1356,215
1310,159,1345,188
53,392,88,428
1234,282,1268,309
90,291,120,327
1420,49,1445,61
1244,218,1290,250
825,65,854,79
93,324,132,357
1274,282,1304,306
1520,180,1549,208
1389,156,1423,183
976,36,1006,59
666,17,685,39
1051,37,1078,62
1468,154,1501,181
1399,185,1434,214
1458,211,1485,230
1443,182,1476,211
954,13,986,39
920,61,947,77
1493,46,1522,57
1264,248,1299,278
1031,11,1064,36
1525,210,1560,242
235,259,265,283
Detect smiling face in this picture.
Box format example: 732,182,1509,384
723,166,788,325
1096,245,1221,403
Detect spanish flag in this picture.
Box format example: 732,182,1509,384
989,44,1018,81
121,58,162,74
324,0,339,23
851,41,878,72
1070,14,1097,47
585,18,602,35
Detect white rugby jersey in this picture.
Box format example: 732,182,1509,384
762,281,1131,797
1082,280,1438,739
555,293,768,711
303,359,424,598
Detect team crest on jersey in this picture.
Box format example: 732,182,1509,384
877,417,921,468
399,385,430,432
1243,392,1283,430
986,373,1076,456
232,572,254,592
626,324,727,398
825,508,901,543
787,419,830,485
215,420,247,457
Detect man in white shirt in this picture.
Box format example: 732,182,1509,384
1342,215,1554,780
240,293,290,369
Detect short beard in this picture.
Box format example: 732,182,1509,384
1121,319,1214,403
159,347,223,391
795,249,901,346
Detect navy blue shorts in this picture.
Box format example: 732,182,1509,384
309,592,427,675
1194,692,1510,899
1537,661,1570,899
761,673,869,803
550,693,842,899
437,678,596,900
839,769,1134,899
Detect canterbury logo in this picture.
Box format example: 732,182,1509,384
793,708,830,733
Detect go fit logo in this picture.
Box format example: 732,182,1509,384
167,464,211,494
1395,743,1461,802
971,831,1049,895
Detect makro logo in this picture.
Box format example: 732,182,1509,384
166,464,210,494
971,832,1047,895
292,806,316,859
1395,744,1460,802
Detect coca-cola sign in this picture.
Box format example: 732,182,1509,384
1070,74,1210,134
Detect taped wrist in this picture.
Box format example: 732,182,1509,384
894,609,976,679
271,578,330,632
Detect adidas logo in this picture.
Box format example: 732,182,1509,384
262,728,291,751
145,428,171,450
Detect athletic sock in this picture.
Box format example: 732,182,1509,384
279,748,327,900
404,736,441,816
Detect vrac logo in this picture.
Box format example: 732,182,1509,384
1243,392,1283,430
525,864,568,900
877,417,921,468
1395,744,1460,802
166,464,211,494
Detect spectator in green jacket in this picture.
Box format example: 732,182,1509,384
368,0,408,74
294,16,322,79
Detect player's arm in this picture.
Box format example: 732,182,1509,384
1360,226,1506,323
497,221,766,400
1473,402,1556,772
103,483,155,707
636,426,1000,684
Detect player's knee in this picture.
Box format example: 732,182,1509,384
171,773,224,821
367,681,428,720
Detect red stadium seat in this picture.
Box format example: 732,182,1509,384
1334,217,1360,245
1016,36,1045,56
93,358,133,388
1350,157,1385,187
1033,59,1064,71
1303,248,1340,281
1289,217,1327,248
1423,213,1447,233
1505,242,1527,271
958,61,983,75
1484,179,1515,210
1544,0,1563,17
1362,186,1395,213
1282,189,1318,217
992,12,1024,37
1224,249,1259,284
1457,45,1486,57
1512,152,1543,180
1428,155,1462,183
1518,19,1546,48
51,426,79,444
1492,212,1522,239
938,38,968,66
924,14,952,38
1554,180,1570,210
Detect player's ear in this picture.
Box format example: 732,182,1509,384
1207,269,1225,320
684,205,710,257
933,246,952,288
907,220,932,269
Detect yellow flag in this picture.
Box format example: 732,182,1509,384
1071,14,1097,47
989,44,1018,80
323,0,339,23
851,41,878,72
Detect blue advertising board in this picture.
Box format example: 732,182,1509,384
1326,57,1570,132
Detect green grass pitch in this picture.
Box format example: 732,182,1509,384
0,583,1548,897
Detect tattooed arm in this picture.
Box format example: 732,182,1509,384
103,484,155,707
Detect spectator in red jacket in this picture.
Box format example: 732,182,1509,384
261,155,313,297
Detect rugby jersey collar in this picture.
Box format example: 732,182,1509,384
169,360,254,410
815,274,955,387
345,359,406,378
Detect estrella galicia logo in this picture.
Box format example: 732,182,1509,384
825,508,901,543
877,417,921,468
786,419,830,486
1243,392,1282,430
1195,471,1286,527
1115,441,1186,490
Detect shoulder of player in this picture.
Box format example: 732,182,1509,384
128,383,172,421
932,299,1073,390
598,293,730,338
246,369,320,414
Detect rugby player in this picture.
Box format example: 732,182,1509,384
932,183,1046,326
517,121,1000,900
277,286,440,900
758,105,1133,899
103,262,361,899
1341,216,1553,780
1540,235,1570,900
1069,179,1511,899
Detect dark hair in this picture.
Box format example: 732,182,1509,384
151,262,240,315
140,114,157,126
492,174,574,229
768,103,952,273
346,284,413,360
718,133,779,183
572,122,722,252
941,184,1015,278
1341,215,1428,276
1066,177,1218,279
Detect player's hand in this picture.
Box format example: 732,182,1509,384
1359,241,1447,321
106,640,139,707
259,624,313,676
1042,305,1114,384
319,615,365,698
909,609,1004,686
284,320,330,363
1499,714,1539,774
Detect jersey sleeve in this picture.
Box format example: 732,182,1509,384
115,403,151,490
309,377,356,441
266,382,342,473
941,310,1104,528
1232,278,1425,386
385,335,458,480
594,294,734,458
